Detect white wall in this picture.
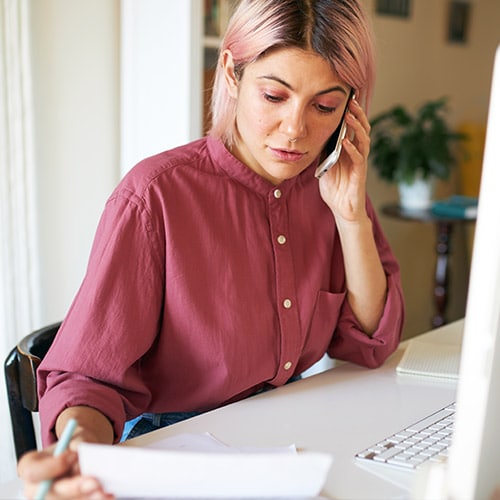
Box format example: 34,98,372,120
120,0,203,174
30,0,120,324
368,0,498,121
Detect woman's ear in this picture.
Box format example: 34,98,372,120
222,49,239,98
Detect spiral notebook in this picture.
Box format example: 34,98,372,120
396,339,461,379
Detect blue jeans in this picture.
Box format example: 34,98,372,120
120,374,302,442
121,411,200,441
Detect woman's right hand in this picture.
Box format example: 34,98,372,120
18,406,116,498
18,443,112,500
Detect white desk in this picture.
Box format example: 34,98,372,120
0,320,463,500
125,320,462,500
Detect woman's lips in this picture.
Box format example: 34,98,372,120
269,147,306,162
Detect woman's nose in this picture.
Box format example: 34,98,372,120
280,106,306,140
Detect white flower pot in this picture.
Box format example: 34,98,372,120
398,177,434,210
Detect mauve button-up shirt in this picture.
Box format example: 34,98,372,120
38,137,404,444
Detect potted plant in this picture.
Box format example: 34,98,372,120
369,97,466,209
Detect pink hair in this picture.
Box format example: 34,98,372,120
208,0,376,147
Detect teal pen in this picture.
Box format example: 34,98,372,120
34,418,78,500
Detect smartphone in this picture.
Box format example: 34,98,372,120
314,88,354,179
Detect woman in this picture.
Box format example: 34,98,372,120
19,0,404,498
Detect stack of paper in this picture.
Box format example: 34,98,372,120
396,339,461,380
78,433,332,498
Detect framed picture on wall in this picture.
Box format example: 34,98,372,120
375,0,411,18
447,1,471,44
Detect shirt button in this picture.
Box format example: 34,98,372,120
273,189,282,199
284,361,293,370
277,234,287,245
283,298,292,309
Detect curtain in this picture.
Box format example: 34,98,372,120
0,0,39,482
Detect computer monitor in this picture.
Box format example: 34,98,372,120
444,44,500,500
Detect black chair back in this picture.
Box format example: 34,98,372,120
4,322,61,460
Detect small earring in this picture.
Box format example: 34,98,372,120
288,137,297,143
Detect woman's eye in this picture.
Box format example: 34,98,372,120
263,92,284,103
316,103,336,114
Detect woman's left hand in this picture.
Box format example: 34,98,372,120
318,97,371,222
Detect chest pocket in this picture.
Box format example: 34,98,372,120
305,290,346,354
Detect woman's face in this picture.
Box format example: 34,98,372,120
223,47,351,185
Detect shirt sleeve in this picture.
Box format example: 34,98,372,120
327,197,405,368
37,189,165,445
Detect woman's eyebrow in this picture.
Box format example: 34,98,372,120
317,85,348,97
257,75,348,96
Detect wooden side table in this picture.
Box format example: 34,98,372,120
381,203,476,328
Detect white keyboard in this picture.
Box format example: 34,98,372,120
355,402,455,469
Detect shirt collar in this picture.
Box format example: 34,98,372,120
206,136,318,198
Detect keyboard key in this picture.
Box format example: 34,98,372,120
373,447,402,462
406,409,454,432
394,430,414,439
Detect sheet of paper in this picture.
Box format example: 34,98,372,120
143,432,297,454
78,433,332,499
